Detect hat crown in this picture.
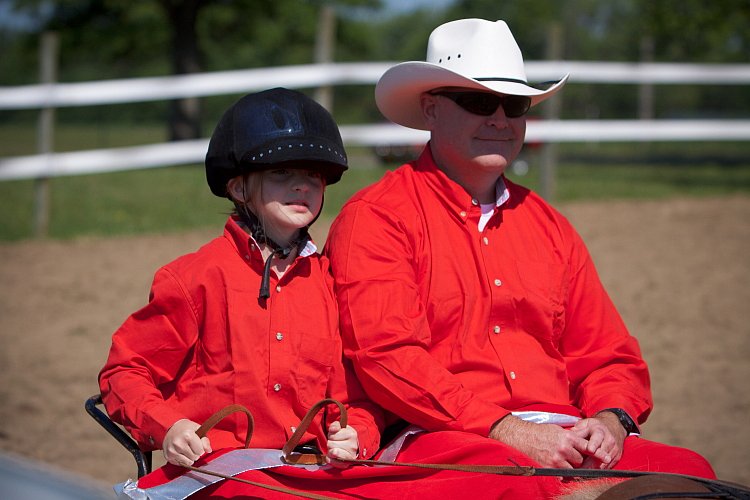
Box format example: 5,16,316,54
425,19,527,84
205,88,347,197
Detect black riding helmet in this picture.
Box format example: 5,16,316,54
205,87,348,198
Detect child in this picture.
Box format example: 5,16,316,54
98,88,382,478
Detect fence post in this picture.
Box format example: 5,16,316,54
639,36,655,119
34,31,58,238
539,22,563,202
314,4,335,111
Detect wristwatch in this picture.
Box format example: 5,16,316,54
600,408,640,435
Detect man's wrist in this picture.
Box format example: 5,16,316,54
598,408,639,435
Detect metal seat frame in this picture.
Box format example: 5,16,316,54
84,394,152,478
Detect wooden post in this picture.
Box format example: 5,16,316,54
539,23,563,202
638,36,655,120
34,31,58,238
314,4,335,111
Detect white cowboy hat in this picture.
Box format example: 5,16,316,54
375,18,569,130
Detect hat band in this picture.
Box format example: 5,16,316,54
474,77,529,84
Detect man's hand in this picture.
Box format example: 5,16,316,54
570,411,627,469
489,415,591,468
326,421,359,468
163,419,212,467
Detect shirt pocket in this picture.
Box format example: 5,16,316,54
290,332,334,408
511,260,567,345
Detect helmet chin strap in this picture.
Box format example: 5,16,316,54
236,205,310,300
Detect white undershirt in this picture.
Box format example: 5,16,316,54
478,203,495,232
478,178,511,232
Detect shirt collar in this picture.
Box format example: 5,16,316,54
225,215,318,258
414,145,512,215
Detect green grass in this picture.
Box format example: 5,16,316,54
1,122,749,241
0,157,391,241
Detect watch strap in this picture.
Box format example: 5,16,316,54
600,408,640,435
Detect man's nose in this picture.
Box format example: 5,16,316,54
485,106,511,127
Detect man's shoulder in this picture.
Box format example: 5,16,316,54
505,177,566,219
344,163,420,209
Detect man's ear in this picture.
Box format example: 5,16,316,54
420,92,438,129
226,176,246,202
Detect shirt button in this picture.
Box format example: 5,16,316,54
459,211,467,218
273,383,282,392
510,371,517,380
275,332,284,341
471,198,478,206
276,285,282,293
493,325,501,334
494,279,503,286
483,237,489,245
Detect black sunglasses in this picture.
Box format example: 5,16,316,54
429,91,531,118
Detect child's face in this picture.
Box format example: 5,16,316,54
256,168,325,240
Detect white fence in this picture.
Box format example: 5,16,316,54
1,61,750,181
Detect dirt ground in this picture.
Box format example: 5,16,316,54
1,195,748,494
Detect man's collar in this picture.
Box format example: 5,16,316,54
414,145,511,214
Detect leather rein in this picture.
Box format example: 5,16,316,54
182,399,750,500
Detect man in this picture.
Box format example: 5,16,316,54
325,18,715,482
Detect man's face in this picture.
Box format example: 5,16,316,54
421,88,527,180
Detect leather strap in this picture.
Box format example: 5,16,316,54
187,400,750,500
183,401,346,500
281,398,347,465
182,464,337,500
195,404,254,449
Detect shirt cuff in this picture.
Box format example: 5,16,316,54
456,399,511,437
136,402,186,450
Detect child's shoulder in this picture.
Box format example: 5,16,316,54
159,233,231,276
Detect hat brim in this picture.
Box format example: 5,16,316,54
375,61,569,130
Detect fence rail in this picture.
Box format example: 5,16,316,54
2,61,749,183
2,61,750,109
2,120,750,182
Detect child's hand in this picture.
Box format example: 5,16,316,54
163,418,213,467
326,421,359,468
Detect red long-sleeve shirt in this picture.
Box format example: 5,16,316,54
325,146,652,437
99,216,382,458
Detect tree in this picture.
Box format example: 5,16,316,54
158,0,212,140
2,0,384,138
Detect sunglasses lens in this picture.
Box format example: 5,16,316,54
454,93,502,116
502,95,532,118
435,92,532,118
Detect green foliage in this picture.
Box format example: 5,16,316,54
638,0,750,63
2,0,748,125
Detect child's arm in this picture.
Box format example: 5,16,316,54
99,267,201,452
